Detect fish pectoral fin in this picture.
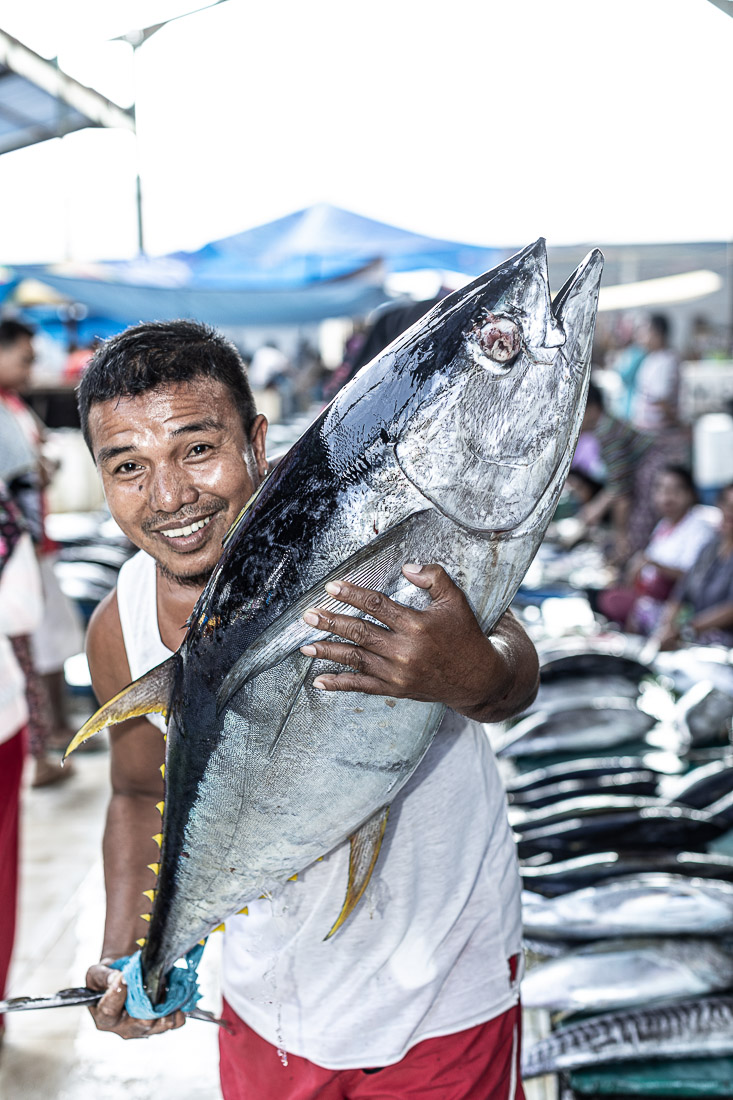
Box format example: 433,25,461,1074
325,805,390,940
217,518,425,710
64,656,177,758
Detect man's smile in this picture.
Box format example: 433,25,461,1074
159,514,214,539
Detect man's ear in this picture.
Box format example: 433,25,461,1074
249,414,269,478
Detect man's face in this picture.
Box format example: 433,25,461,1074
87,377,268,587
0,335,35,391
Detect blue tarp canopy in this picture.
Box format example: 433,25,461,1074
11,204,504,327
169,203,505,288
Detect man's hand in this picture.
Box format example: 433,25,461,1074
86,962,185,1040
299,562,538,723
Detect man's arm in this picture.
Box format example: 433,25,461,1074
84,590,184,1038
298,562,539,723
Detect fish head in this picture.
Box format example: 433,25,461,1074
393,240,603,533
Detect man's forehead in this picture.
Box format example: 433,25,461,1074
88,378,238,451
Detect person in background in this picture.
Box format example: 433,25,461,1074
631,313,681,432
656,482,733,649
609,319,646,421
0,482,43,1046
0,319,81,786
577,382,689,563
598,465,718,634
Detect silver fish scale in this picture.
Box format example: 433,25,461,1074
523,996,733,1076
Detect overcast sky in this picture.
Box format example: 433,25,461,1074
0,0,730,263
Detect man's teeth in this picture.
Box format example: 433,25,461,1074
161,516,212,539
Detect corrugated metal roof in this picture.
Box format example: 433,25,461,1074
0,29,134,156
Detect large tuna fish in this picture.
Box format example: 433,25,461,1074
68,239,603,1005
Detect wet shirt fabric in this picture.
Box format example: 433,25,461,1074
116,550,524,1069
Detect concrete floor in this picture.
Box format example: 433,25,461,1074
1,734,555,1099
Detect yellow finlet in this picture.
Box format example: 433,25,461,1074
160,764,166,778
64,656,176,758
237,907,249,915
147,863,160,875
140,913,151,922
198,938,206,945
136,938,146,947
213,923,226,933
156,801,165,815
288,873,298,882
151,834,163,848
326,806,390,940
142,889,156,902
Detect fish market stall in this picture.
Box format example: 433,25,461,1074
498,572,733,1098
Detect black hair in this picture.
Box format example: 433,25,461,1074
649,313,670,343
586,379,605,411
659,464,698,501
77,320,257,451
0,319,35,347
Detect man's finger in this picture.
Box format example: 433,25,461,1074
322,579,409,628
302,607,390,652
401,562,462,604
312,671,399,696
301,638,383,674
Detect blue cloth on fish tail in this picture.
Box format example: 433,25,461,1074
110,941,205,1018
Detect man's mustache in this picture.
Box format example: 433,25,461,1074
141,498,227,535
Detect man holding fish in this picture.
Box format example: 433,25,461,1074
70,234,604,1097
76,317,537,1097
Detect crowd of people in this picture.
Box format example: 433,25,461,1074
571,312,733,649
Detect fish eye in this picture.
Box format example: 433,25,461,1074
468,313,522,376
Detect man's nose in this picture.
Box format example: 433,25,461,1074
148,463,198,513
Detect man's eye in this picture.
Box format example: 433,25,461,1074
115,461,141,475
188,444,211,457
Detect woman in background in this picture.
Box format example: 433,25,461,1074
598,466,717,635
656,483,733,649
0,484,43,1045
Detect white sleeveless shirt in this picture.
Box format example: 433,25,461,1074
115,549,523,1069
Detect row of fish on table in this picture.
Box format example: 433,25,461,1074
490,631,733,1088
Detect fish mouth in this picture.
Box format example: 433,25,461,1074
551,247,605,356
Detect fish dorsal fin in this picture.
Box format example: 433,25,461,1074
325,805,390,940
64,656,177,758
216,517,425,711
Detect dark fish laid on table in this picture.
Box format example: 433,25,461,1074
515,803,721,860
521,849,733,896
661,759,733,809
495,698,658,759
505,753,683,796
522,996,733,1078
538,637,653,684
510,793,668,832
530,674,642,712
58,240,603,1006
507,770,660,809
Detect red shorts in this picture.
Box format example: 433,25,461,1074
219,998,525,1100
